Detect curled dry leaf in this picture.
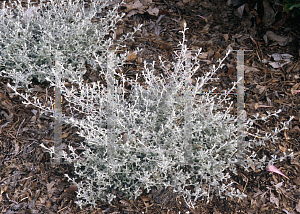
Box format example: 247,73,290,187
291,89,300,96
266,165,289,179
66,184,78,194
265,31,292,46
296,200,300,212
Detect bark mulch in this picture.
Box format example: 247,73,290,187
0,0,300,213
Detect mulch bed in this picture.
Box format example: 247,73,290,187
0,0,300,213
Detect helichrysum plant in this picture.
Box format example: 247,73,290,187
0,0,140,90
3,0,294,210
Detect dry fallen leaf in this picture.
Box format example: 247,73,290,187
256,84,266,94
126,0,143,11
270,192,279,207
262,0,275,26
147,6,159,16
266,165,289,179
296,200,300,212
265,31,292,46
66,184,78,194
126,51,137,61
291,89,300,96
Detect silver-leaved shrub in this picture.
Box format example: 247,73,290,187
2,0,294,210
0,0,139,90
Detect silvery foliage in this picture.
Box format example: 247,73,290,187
2,0,294,209
8,25,294,209
0,0,139,91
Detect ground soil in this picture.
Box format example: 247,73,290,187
0,0,300,213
